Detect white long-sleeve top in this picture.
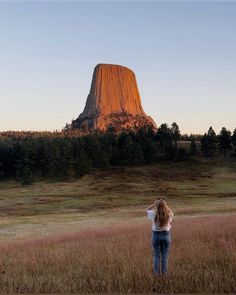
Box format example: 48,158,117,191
147,209,173,231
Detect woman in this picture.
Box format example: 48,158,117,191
146,198,173,276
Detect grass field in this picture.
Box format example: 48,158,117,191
0,215,235,293
0,157,235,293
0,157,235,240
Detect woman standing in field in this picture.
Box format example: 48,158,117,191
146,198,173,276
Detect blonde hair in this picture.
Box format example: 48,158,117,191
154,198,172,227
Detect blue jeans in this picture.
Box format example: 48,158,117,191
152,230,171,275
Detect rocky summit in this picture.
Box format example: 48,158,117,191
70,63,157,132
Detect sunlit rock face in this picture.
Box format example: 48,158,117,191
71,64,157,132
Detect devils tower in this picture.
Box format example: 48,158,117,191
71,64,157,132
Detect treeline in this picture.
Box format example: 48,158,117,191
0,123,235,184
200,126,236,157
0,129,201,141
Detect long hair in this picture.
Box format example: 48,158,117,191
154,198,172,227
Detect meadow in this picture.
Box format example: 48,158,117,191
0,215,235,293
0,157,235,293
0,157,235,240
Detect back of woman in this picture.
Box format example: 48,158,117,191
146,198,173,277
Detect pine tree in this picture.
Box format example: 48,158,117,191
85,135,110,169
73,138,91,177
21,164,33,185
141,138,159,164
218,127,232,157
117,132,144,165
156,124,173,158
171,122,180,149
126,142,144,166
231,128,236,153
207,126,217,156
200,133,208,157
177,147,187,161
200,127,217,157
0,161,4,179
190,139,197,156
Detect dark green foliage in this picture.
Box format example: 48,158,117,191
190,139,197,155
95,150,110,169
125,142,144,166
141,138,159,164
155,123,173,157
72,138,91,177
85,135,110,169
200,133,208,157
110,147,121,166
218,127,232,157
171,122,180,149
118,133,140,165
0,162,4,179
177,147,187,161
200,127,217,157
21,164,34,185
0,142,14,179
0,124,235,183
156,123,182,160
231,128,236,153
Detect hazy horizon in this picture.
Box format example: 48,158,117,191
0,1,235,135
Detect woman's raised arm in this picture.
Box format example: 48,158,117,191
146,200,158,211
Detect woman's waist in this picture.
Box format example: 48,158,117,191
152,223,171,232
152,229,170,233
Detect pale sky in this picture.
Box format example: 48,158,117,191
0,1,235,134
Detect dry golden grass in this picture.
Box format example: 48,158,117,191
0,214,235,293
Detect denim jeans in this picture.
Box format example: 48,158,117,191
152,230,171,275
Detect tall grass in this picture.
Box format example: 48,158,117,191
0,215,235,293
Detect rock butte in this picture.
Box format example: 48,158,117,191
71,63,157,132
